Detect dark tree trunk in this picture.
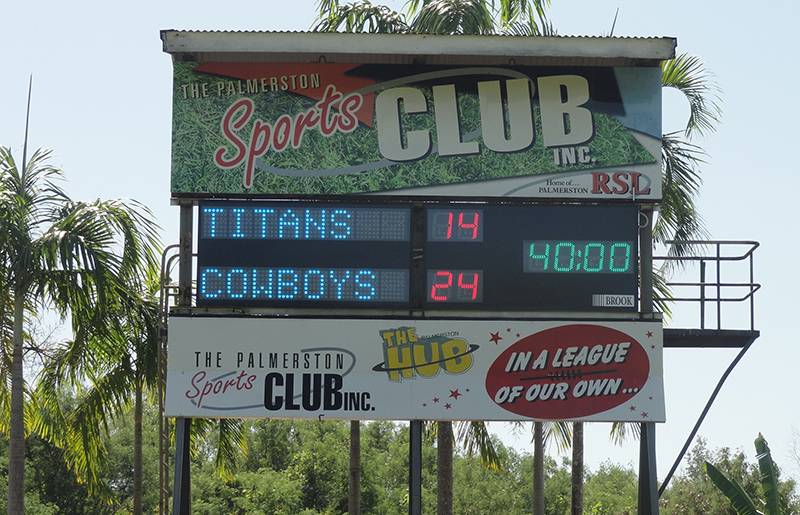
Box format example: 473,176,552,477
8,287,26,515
571,422,584,515
133,373,143,514
533,422,545,515
348,420,361,515
437,421,454,515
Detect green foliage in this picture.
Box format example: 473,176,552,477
755,433,781,515
702,434,787,515
0,434,104,514
705,461,760,515
7,411,800,515
583,461,638,514
661,437,800,515
315,0,552,34
0,145,160,502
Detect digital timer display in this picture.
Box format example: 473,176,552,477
423,204,638,310
196,201,638,311
523,240,633,274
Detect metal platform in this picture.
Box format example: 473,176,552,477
654,240,762,497
664,328,760,348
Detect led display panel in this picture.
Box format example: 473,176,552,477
197,202,412,308
197,201,638,311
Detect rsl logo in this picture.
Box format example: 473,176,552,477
372,327,479,382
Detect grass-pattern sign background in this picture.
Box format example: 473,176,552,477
170,63,658,197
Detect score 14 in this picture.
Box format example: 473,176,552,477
429,210,483,242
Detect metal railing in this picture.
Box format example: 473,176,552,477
158,245,180,515
654,240,760,331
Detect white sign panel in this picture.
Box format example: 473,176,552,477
166,316,664,422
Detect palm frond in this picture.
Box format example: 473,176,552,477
456,420,501,469
609,422,640,446
754,433,780,515
312,1,410,33
497,1,551,31
653,267,673,319
705,461,761,515
412,0,495,35
216,419,249,480
543,420,571,452
662,54,722,138
655,132,709,258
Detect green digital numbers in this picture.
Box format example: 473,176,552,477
528,241,551,271
553,242,576,272
523,240,633,274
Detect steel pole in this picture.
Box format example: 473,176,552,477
172,203,193,515
638,207,658,515
409,420,423,515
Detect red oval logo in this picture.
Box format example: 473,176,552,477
485,324,649,419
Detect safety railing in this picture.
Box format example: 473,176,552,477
654,240,760,331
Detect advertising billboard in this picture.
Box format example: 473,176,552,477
170,62,662,200
166,316,664,422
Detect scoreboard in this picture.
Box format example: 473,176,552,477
196,201,639,311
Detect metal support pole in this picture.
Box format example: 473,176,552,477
178,205,193,307
700,260,706,329
172,203,193,514
349,421,361,515
409,420,423,515
639,423,658,513
172,418,192,515
716,243,721,330
638,207,659,515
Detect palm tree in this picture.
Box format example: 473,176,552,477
569,53,720,514
312,3,720,514
0,143,159,513
314,5,550,512
526,421,570,514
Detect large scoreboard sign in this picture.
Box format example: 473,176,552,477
197,201,638,311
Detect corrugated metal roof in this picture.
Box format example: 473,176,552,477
161,30,675,66
162,29,672,39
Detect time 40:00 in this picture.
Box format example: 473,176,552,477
523,240,633,274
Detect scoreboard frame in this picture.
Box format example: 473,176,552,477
195,198,640,312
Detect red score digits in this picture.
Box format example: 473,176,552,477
429,270,482,302
429,209,483,242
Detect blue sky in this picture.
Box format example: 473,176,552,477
2,0,798,484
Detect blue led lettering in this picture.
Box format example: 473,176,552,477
231,208,246,238
226,268,248,298
278,210,301,239
251,268,274,299
200,268,223,298
354,270,377,300
277,269,299,299
328,270,352,299
304,209,327,239
304,269,325,299
254,208,275,238
203,207,224,238
331,209,353,240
